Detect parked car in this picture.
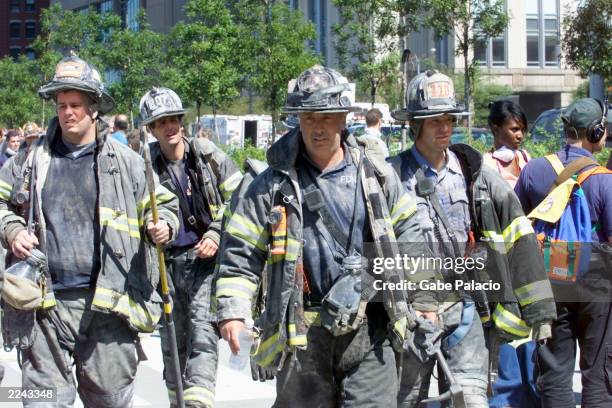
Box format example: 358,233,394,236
530,108,564,143
531,103,612,146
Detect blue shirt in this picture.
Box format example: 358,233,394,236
407,145,470,246
515,144,612,242
111,130,128,145
297,145,371,304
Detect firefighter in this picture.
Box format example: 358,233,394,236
0,55,179,407
215,65,438,407
140,87,242,407
388,70,556,407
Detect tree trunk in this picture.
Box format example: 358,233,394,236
463,23,472,135
212,104,220,144
370,79,376,106
196,99,201,134
270,89,277,147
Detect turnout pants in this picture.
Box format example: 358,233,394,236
398,301,489,408
536,299,612,408
20,288,139,408
274,309,398,408
160,247,219,408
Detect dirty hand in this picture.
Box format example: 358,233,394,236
415,310,438,324
219,319,246,355
195,237,218,258
11,230,39,259
146,220,170,245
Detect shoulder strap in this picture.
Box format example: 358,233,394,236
548,156,599,192
577,165,612,185
544,154,565,176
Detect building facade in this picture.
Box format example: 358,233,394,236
50,0,187,33
291,0,585,121
0,0,50,59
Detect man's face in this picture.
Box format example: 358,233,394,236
298,112,347,161
149,115,182,149
7,136,21,151
56,90,96,139
416,114,454,154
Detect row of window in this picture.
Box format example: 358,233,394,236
9,47,36,61
76,0,139,31
9,20,37,40
475,0,560,69
10,0,37,13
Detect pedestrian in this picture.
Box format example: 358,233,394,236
21,122,43,152
0,55,179,407
515,97,612,407
140,86,242,408
127,128,143,155
198,127,212,140
483,100,531,188
363,108,390,157
388,70,556,407
111,114,130,145
216,65,438,407
0,130,22,168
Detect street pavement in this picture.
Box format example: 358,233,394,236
0,332,583,407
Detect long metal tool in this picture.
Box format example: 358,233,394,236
421,349,466,408
141,130,185,408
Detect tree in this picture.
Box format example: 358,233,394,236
32,4,120,123
562,0,612,84
103,12,165,126
167,0,243,139
333,1,399,104
232,1,318,139
0,57,42,128
422,0,508,128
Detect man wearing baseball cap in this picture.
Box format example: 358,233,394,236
515,98,612,407
389,70,555,407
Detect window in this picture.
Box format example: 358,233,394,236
11,0,20,13
474,2,508,69
25,0,35,12
10,21,21,40
526,0,560,68
10,47,21,61
25,48,36,60
25,21,36,39
308,0,328,62
126,0,140,31
100,0,113,14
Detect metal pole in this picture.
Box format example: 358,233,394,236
140,129,185,408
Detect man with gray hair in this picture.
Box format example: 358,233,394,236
216,65,437,407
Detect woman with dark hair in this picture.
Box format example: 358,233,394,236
483,100,531,187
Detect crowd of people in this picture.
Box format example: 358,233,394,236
0,55,610,408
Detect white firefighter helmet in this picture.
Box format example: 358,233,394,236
392,70,470,121
139,87,185,126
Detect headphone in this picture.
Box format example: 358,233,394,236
586,98,608,144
